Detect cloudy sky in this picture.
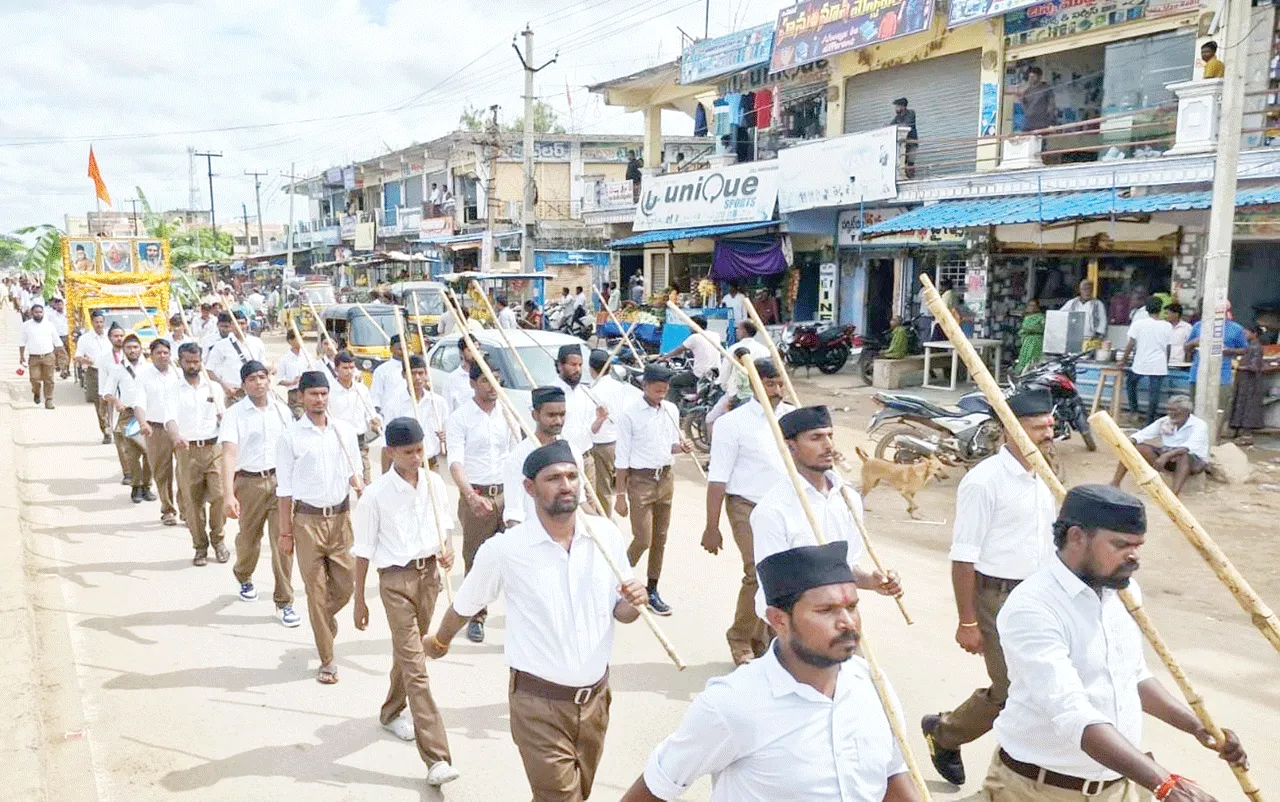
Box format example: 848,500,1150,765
0,0,778,233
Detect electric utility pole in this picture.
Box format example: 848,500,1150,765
513,27,557,271
245,170,268,254
240,203,252,254
195,151,223,235
282,163,297,284
1195,0,1250,439
126,198,140,235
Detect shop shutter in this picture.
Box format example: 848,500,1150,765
405,176,423,208
843,50,982,177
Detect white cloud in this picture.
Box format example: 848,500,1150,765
0,0,776,232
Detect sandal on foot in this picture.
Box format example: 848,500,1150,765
316,665,339,685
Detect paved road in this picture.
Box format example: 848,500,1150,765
7,315,1278,801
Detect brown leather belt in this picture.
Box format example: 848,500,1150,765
977,573,1023,594
998,749,1124,796
512,668,608,706
471,483,503,497
380,555,437,572
236,468,276,478
188,438,219,447
294,498,350,517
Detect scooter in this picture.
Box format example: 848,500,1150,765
867,391,1003,467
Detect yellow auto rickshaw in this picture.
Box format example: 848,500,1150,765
321,303,422,384
389,280,447,337
284,280,337,336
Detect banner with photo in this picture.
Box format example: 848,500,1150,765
770,0,937,72
681,22,775,84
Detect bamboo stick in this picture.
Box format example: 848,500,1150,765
594,286,646,370
441,289,686,670
1090,411,1280,653
742,296,801,407
918,274,1264,800
354,302,393,344
740,355,931,802
839,485,912,625
469,280,538,389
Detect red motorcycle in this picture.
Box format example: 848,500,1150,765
779,322,859,374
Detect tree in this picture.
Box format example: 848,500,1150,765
504,100,566,134
135,187,233,304
13,225,64,298
0,235,26,270
458,104,488,132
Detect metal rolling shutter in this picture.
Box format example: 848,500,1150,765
843,50,982,177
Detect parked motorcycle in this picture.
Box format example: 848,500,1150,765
780,322,858,374
867,391,1003,467
1015,352,1096,451
654,355,722,452
857,316,923,384
548,305,593,340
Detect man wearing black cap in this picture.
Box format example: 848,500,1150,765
704,357,796,664
134,338,184,524
380,355,448,473
554,343,605,492
427,440,648,801
445,362,518,643
328,351,381,484
923,387,1057,786
102,333,156,503
352,417,459,788
75,309,114,442
621,541,919,802
276,327,310,417
370,333,408,414
18,298,60,408
167,342,228,565
616,361,692,615
502,386,587,528
276,369,362,684
206,311,268,399
219,360,297,626
444,336,476,413
984,484,1247,801
752,405,901,620
586,348,641,516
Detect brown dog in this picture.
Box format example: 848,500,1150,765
855,447,948,519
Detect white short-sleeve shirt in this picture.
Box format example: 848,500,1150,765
948,447,1055,580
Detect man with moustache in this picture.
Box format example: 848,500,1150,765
981,485,1248,801
102,333,155,504
923,387,1058,786
553,344,604,490
166,342,228,565
620,541,920,802
75,309,114,443
134,338,184,524
18,299,60,408
502,386,586,528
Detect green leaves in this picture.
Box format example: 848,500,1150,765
13,224,65,298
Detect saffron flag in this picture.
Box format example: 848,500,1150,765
88,146,111,207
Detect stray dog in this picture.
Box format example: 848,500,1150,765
855,447,948,519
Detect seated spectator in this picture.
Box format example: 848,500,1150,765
1110,395,1209,496
881,315,911,360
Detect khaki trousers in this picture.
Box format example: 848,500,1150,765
934,576,1017,748
624,467,674,582
588,443,615,517
508,673,610,802
725,494,768,658
458,488,504,623
27,352,54,401
980,752,1147,802
145,425,177,515
232,474,292,606
378,561,451,767
176,443,225,551
85,368,110,433
114,410,151,489
293,510,355,665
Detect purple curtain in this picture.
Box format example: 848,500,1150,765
710,237,786,280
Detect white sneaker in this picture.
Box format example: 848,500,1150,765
382,715,415,741
426,761,460,786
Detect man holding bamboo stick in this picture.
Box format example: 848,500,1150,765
444,336,476,413
426,440,648,802
369,334,408,414
380,355,447,473
751,406,902,619
328,351,381,484
502,386,585,528
586,349,639,517
703,357,795,664
352,417,459,789
984,484,1247,801
621,541,920,802
554,344,604,492
923,387,1057,786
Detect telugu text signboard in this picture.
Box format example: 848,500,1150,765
681,23,776,84
770,0,937,72
632,161,779,232
778,126,899,213
948,0,1040,27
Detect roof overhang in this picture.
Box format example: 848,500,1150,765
588,60,713,116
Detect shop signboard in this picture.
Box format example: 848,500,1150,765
1004,0,1147,49
770,0,937,72
342,165,356,190
837,207,968,246
632,161,778,231
355,221,375,252
949,0,1039,26
1144,0,1198,16
778,126,899,213
681,22,776,85
420,216,455,238
818,262,838,322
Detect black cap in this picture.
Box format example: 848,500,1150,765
217,312,232,324
523,439,576,479
589,348,610,371
643,363,674,383
1008,387,1053,417
385,416,424,447
758,542,855,608
108,321,124,332
122,333,140,345
779,405,832,439
389,333,402,346
90,309,105,319
239,360,267,381
754,357,779,379
408,355,425,370
298,370,329,391
531,385,565,408
557,344,580,362
1058,484,1147,534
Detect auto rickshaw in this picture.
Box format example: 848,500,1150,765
284,280,337,337
389,280,447,338
321,303,422,385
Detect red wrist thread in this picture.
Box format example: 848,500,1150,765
1155,775,1186,801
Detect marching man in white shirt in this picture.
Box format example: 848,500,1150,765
134,339,184,524
75,309,114,443
426,440,648,802
502,386,586,528
47,296,70,378
703,357,795,664
621,541,920,802
18,299,60,408
205,311,267,400
328,351,381,483
352,417,459,789
166,342,228,566
616,362,692,617
923,387,1057,786
553,344,604,490
102,333,154,504
219,360,299,627
276,328,310,417
276,370,361,685
585,349,641,516
984,484,1247,801
444,336,476,414
369,334,408,414
445,362,518,643
379,355,448,474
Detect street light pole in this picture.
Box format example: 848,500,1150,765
245,170,268,254
513,28,557,272
195,151,223,235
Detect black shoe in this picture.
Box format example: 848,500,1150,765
466,620,485,643
121,474,132,486
102,434,113,445
142,487,157,502
213,543,230,563
922,713,966,785
647,588,672,616
130,487,143,504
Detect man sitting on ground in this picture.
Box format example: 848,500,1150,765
1110,394,1209,496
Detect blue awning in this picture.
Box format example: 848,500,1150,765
610,220,779,248
861,186,1280,234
